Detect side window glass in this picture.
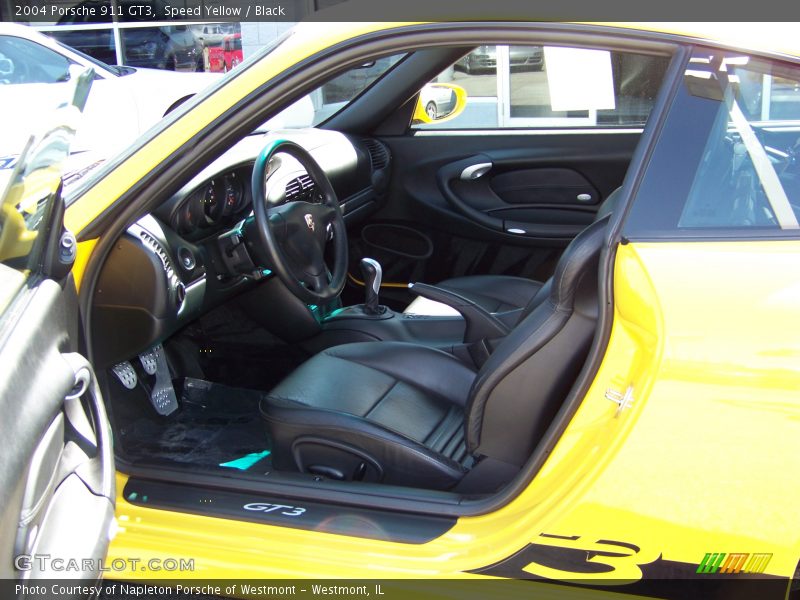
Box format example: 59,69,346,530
0,36,72,85
412,44,669,130
260,53,406,130
679,55,800,230
625,49,800,238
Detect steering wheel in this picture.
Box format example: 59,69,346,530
251,139,348,304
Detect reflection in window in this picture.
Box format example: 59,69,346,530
121,26,202,72
0,37,71,84
413,45,668,130
261,53,406,130
680,57,800,230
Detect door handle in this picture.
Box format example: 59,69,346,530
460,162,492,181
62,353,115,500
605,386,635,417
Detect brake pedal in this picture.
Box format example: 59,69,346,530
139,349,158,375
139,345,178,416
111,361,137,390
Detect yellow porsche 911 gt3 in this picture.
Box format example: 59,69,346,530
1,18,799,600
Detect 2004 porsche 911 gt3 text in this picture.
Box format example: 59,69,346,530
1,9,800,600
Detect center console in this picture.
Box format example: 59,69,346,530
303,257,468,354
237,257,512,365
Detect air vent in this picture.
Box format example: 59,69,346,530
139,230,175,280
284,174,314,201
363,139,390,170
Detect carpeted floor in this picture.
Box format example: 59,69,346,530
118,378,273,473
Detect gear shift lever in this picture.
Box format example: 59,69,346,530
360,258,384,315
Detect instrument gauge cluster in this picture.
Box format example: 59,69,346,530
174,167,251,238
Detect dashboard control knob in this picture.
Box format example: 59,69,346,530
177,246,196,270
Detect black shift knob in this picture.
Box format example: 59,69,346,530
360,258,382,314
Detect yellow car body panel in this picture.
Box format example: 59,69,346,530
531,241,800,579
52,19,800,587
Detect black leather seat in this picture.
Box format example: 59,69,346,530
414,188,621,317
260,216,609,491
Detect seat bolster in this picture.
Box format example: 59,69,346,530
260,401,467,489
324,342,476,407
466,305,569,454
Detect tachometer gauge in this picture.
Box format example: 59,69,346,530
202,179,223,223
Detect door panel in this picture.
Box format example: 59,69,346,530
365,132,637,291
0,67,114,585
489,167,599,206
0,275,114,580
442,158,601,238
381,132,636,237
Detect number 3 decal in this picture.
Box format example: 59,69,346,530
471,533,659,583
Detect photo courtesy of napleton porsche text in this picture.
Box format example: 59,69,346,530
0,0,799,599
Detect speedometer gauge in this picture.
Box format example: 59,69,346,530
222,173,244,215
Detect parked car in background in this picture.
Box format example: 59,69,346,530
456,45,543,73
208,33,242,73
0,23,218,159
207,45,225,73
51,0,204,71
221,32,243,72
191,23,233,48
418,83,458,119
124,25,204,72
52,24,203,72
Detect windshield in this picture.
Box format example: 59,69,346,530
260,54,406,130
54,39,120,76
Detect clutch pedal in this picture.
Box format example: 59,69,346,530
139,345,178,416
111,361,137,390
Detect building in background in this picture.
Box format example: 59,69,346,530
0,0,322,71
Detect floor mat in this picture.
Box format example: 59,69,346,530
119,377,272,472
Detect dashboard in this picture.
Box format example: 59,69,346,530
91,129,392,368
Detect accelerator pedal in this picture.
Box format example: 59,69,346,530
139,344,178,416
